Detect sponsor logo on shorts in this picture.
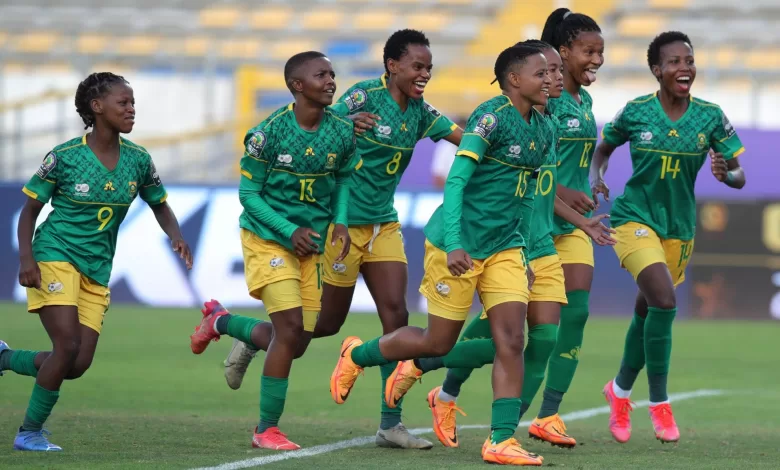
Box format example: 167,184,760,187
435,281,450,296
48,282,64,293
269,256,284,268
332,262,347,274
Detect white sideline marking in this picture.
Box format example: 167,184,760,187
192,389,723,470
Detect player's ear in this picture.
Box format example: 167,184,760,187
507,70,522,88
290,78,304,94
386,58,399,75
651,64,662,82
90,98,103,115
558,45,570,61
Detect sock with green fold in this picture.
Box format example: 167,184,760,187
350,337,389,368
379,363,402,430
1,350,40,378
519,323,558,419
615,312,646,391
644,306,676,403
258,375,288,432
440,312,493,398
215,314,263,349
21,383,60,432
490,397,522,444
416,338,496,373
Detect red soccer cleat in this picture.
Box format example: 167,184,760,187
190,299,230,354
252,426,301,451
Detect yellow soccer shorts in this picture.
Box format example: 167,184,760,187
528,254,568,304
323,222,407,287
419,240,530,322
553,228,594,267
240,229,321,331
27,261,111,334
613,221,694,287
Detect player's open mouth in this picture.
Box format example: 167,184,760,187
413,81,427,93
584,67,599,83
324,88,335,95
675,75,692,92
541,87,550,97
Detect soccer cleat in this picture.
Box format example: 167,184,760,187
224,338,258,390
13,428,62,452
252,426,301,450
385,360,423,409
482,437,543,466
0,340,9,376
529,413,577,448
375,423,433,449
329,336,364,404
649,403,680,443
190,299,230,355
603,379,635,443
427,386,466,448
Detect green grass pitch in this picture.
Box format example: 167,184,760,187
1,301,779,469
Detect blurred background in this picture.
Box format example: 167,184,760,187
0,0,778,320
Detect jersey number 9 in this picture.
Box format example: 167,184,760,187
97,206,114,231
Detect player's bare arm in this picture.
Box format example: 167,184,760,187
710,150,746,189
556,184,596,214
589,140,617,202
16,197,45,288
553,196,616,246
149,202,193,270
347,112,381,134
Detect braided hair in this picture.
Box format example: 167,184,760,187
493,44,546,90
541,8,601,52
74,72,129,129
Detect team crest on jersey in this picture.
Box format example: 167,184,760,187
722,113,735,137
247,131,266,157
697,133,707,150
128,181,137,196
376,125,392,138
567,118,580,130
326,153,337,170
36,152,57,179
345,89,367,112
474,113,498,138
150,161,162,186
424,102,441,117
74,183,90,196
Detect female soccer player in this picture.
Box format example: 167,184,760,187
220,29,462,450
189,51,357,451
528,8,605,444
331,44,553,466
591,31,746,444
0,72,193,452
383,41,615,450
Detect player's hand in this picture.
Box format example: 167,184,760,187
331,224,351,262
447,249,473,276
348,112,381,134
558,185,597,213
171,238,193,270
710,150,728,182
591,177,610,204
292,227,320,257
526,264,535,291
582,213,617,246
19,254,41,289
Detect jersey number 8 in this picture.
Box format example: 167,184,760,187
386,152,402,175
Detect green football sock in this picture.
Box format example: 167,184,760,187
379,363,401,430
490,397,521,444
544,290,589,410
350,337,389,368
615,312,646,391
216,314,263,349
644,306,676,402
21,383,59,432
1,350,39,378
520,324,558,417
440,313,493,397
537,388,563,419
258,375,288,432
415,338,495,373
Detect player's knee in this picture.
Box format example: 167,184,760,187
378,301,408,332
274,318,304,345
648,289,676,310
292,336,312,359
66,356,94,380
424,333,456,357
314,320,342,338
54,337,81,364
494,325,525,357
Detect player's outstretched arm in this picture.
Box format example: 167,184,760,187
442,126,464,147
443,155,476,276
589,140,617,204
710,150,746,189
150,202,193,270
17,197,44,288
553,196,616,247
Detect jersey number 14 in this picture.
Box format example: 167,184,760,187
660,155,681,179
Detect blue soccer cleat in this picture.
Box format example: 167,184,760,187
0,340,9,376
13,428,62,452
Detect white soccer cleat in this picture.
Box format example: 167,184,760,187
224,338,257,390
375,423,433,449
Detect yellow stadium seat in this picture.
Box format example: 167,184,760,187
745,48,780,70
406,12,449,32
714,48,737,69
649,0,688,8
270,40,319,61
302,9,345,31
184,37,210,57
14,33,58,54
220,40,262,60
571,0,615,22
353,11,395,31
370,42,385,63
0,32,8,48
199,7,241,28
77,35,108,54
250,7,293,30
616,15,666,39
606,44,635,67
117,36,160,56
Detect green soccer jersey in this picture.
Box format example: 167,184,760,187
425,95,553,259
22,135,168,286
549,88,598,236
602,92,745,240
526,113,560,261
239,103,358,253
330,75,457,225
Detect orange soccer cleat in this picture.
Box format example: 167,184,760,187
528,413,576,448
482,437,544,466
385,360,423,409
427,386,466,448
330,336,364,404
